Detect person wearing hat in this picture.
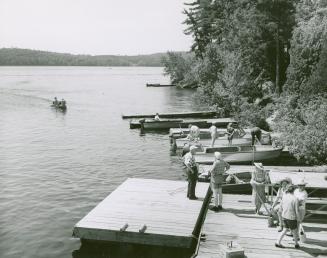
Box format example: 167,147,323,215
208,152,230,211
272,177,292,232
209,122,218,147
294,179,308,235
183,145,198,200
186,124,200,142
250,163,268,214
275,185,300,249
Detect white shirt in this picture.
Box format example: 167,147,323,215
190,125,200,137
294,188,308,210
209,125,217,135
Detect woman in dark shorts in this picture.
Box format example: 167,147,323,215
275,185,300,249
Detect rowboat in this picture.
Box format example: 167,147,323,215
146,83,176,87
169,127,271,140
130,118,237,130
193,145,283,164
197,165,327,196
51,103,67,111
122,110,217,119
171,129,272,148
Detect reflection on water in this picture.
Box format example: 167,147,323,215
72,241,193,258
0,67,199,258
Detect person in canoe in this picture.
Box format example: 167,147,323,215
53,97,59,105
154,113,160,121
186,124,200,142
59,98,66,109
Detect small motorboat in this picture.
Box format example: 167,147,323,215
51,98,67,111
193,145,283,164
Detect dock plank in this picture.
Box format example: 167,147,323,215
73,178,209,247
196,194,327,258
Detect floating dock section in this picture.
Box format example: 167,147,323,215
73,178,209,247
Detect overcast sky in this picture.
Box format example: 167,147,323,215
0,0,193,55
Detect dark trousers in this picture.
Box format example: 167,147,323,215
186,167,198,198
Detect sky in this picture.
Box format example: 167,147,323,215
0,0,193,55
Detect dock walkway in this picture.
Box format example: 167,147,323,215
73,178,209,248
197,194,327,258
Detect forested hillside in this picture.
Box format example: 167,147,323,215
0,48,167,66
163,0,327,165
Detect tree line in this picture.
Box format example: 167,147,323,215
0,48,167,67
163,0,327,165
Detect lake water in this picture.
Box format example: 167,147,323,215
0,67,202,258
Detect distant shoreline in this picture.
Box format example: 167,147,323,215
0,48,183,67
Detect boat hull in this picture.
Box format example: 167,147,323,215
130,118,237,130
194,146,283,164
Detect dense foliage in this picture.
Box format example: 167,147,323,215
164,0,327,164
0,48,167,66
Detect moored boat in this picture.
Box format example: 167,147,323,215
51,103,67,111
122,110,217,119
194,145,283,164
130,117,237,130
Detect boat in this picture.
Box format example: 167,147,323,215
130,118,237,130
146,83,176,87
51,103,67,111
169,127,271,140
171,128,272,148
196,165,327,196
193,145,283,164
122,110,217,119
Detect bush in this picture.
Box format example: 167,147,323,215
273,96,327,164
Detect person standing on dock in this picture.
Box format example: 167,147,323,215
275,185,300,249
209,122,218,147
250,163,268,215
209,152,230,211
294,179,308,237
184,145,198,200
251,127,262,145
272,177,292,232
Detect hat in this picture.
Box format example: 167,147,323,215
297,179,307,186
254,163,264,170
279,177,292,184
190,145,197,151
214,152,222,160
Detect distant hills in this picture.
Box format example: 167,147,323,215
0,48,170,66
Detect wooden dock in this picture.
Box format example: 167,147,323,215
73,178,209,248
196,194,327,258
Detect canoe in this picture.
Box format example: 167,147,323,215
194,145,283,164
122,110,217,119
130,118,238,130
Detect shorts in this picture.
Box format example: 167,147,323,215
283,218,298,230
211,182,222,190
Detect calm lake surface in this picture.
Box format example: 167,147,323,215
0,67,202,258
